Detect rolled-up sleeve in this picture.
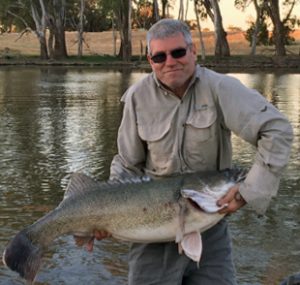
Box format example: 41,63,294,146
215,74,293,214
110,89,146,180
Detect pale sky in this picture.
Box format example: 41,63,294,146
171,0,300,31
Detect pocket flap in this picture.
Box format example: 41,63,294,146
138,122,171,142
186,105,217,128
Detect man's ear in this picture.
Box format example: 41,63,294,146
191,43,197,60
147,54,154,67
147,54,152,64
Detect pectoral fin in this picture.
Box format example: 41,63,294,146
180,231,202,263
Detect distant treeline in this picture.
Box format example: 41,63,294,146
0,0,298,60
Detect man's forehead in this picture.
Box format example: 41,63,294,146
149,34,186,50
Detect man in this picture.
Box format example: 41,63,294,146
81,19,293,284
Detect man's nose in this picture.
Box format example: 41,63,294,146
165,54,177,65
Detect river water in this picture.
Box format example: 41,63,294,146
0,67,299,285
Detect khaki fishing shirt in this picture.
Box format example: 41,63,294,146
110,65,293,214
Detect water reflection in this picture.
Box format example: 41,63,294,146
0,67,299,285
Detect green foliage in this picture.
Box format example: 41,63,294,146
269,23,295,45
244,21,270,46
0,0,34,32
245,20,296,47
65,1,112,32
132,0,156,30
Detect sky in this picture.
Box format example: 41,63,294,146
171,0,300,31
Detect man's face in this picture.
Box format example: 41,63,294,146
147,33,197,95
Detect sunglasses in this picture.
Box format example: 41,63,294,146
150,46,189,64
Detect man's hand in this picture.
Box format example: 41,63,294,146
73,230,112,252
217,184,246,215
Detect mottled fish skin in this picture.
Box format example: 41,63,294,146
2,168,246,282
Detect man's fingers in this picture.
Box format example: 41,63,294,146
85,237,95,252
94,230,112,240
218,199,242,214
217,184,239,206
73,236,96,252
74,235,90,247
217,184,246,214
73,230,111,251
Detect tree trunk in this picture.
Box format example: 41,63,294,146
115,0,132,62
49,0,68,59
209,0,230,57
112,16,117,57
178,0,184,20
38,32,49,59
266,0,286,56
161,0,168,18
185,0,189,21
194,0,205,60
250,0,262,55
30,0,48,59
77,0,85,57
152,0,160,22
53,25,68,59
48,29,54,59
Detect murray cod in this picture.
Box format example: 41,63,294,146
3,168,246,282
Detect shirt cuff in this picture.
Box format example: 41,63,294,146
239,162,281,215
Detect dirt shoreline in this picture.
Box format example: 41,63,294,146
0,30,299,70
0,55,299,71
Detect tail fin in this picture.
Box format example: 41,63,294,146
2,229,42,282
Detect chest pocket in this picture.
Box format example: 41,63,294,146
137,120,175,174
185,105,217,142
183,104,218,170
138,121,171,142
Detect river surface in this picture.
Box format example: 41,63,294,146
0,66,299,285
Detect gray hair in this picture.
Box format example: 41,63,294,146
146,19,192,54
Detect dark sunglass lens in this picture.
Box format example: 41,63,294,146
151,53,167,63
171,48,187,59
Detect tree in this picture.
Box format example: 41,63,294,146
178,0,184,20
30,0,49,59
114,0,132,61
244,21,270,47
237,0,299,56
132,0,155,29
152,0,160,22
77,0,85,57
264,0,286,55
209,0,230,57
235,0,266,55
0,0,49,59
0,0,69,59
47,0,68,59
196,0,230,57
161,0,168,18
194,0,206,60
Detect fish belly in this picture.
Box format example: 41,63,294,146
111,219,179,243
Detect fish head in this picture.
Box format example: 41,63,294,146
181,168,247,213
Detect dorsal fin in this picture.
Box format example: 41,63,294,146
64,173,99,200
64,173,152,200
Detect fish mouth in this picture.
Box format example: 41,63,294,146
186,198,205,212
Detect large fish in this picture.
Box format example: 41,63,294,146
3,168,246,282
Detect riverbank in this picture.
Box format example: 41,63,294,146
0,30,299,70
0,54,299,71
